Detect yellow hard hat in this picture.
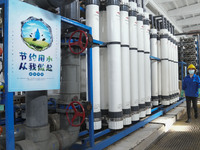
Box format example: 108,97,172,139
187,64,196,70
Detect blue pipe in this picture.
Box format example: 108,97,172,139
150,56,161,61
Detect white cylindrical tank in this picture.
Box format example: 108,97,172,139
129,1,140,121
137,7,146,118
106,0,123,130
175,38,179,101
170,35,175,103
99,4,108,120
143,12,151,115
120,4,131,125
160,29,170,105
86,1,102,130
168,33,172,104
172,36,176,103
157,34,162,104
150,29,158,106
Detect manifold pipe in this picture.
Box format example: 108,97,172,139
16,115,80,150
129,0,140,122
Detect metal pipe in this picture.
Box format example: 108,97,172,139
141,0,144,8
0,125,25,146
26,91,48,127
149,14,154,28
154,17,157,29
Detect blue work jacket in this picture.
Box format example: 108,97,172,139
182,74,200,97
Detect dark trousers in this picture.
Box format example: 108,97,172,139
186,96,198,119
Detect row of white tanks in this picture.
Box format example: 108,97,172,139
85,0,179,130
150,17,179,107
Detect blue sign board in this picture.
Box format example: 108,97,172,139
8,0,61,92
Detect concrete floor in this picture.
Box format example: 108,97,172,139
147,102,200,150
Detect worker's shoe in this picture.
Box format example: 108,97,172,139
185,118,191,123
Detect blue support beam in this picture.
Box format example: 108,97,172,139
61,16,91,31
0,0,5,5
87,27,95,147
150,56,161,61
93,40,105,45
79,130,89,137
4,0,15,150
82,129,111,145
80,6,85,12
179,61,187,82
87,111,164,150
151,105,163,113
163,98,185,113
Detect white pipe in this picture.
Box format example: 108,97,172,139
160,29,170,105
99,8,108,117
120,6,131,125
150,29,158,106
172,36,176,103
137,7,146,118
143,12,151,115
157,35,162,104
129,1,140,121
86,4,102,130
171,36,175,103
168,33,172,104
175,37,179,101
107,4,123,130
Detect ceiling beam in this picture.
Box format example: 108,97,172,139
156,0,174,3
183,25,200,32
177,16,200,26
147,0,182,33
168,3,200,17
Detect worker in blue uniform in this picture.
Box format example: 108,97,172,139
182,64,200,123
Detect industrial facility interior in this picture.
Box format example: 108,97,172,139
0,0,200,150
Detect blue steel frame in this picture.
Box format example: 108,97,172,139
2,1,186,149
0,0,16,150
150,55,161,61
196,35,199,75
178,61,187,82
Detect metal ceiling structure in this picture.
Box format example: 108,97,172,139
145,0,200,33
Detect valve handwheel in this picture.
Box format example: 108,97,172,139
66,101,85,127
0,47,3,56
0,126,2,135
68,30,88,55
